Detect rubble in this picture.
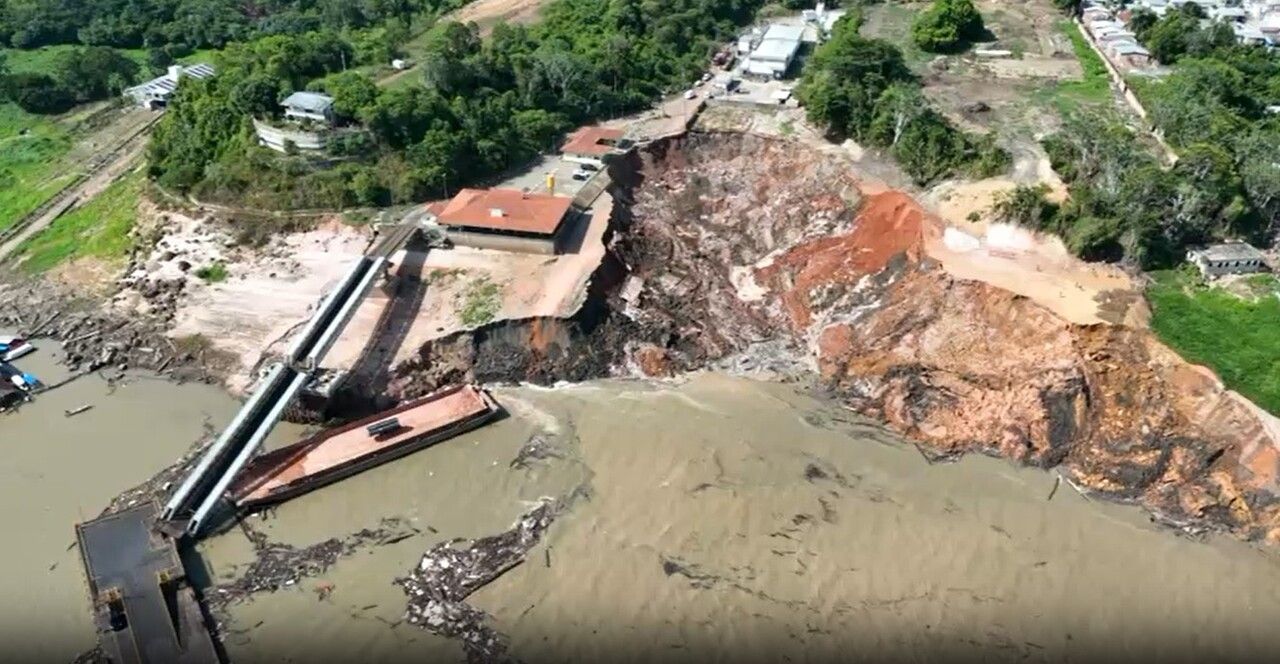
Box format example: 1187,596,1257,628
213,517,419,606
397,499,559,664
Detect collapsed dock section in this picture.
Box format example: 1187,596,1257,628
75,502,218,664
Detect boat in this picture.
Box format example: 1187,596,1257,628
0,335,34,362
227,384,500,510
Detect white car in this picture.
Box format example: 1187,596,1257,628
0,335,34,362
571,169,592,181
684,89,698,100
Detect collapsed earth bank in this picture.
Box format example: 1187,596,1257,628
384,131,1280,544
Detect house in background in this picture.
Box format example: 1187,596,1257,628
561,126,628,166
282,91,336,125
429,188,575,255
123,64,215,110
1187,243,1268,277
255,92,342,153
743,24,805,79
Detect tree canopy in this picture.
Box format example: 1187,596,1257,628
798,12,1007,184
911,0,987,54
148,0,770,209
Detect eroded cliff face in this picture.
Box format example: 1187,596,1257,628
389,131,1280,543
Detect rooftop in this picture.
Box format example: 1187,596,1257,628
763,23,806,42
1191,243,1267,262
282,91,335,114
562,126,626,156
436,188,574,235
123,63,215,98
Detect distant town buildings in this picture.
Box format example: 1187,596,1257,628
123,64,215,110
1110,0,1280,48
430,188,576,255
1187,243,1269,277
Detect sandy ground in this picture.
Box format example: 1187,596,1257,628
165,221,370,392
323,197,611,371
452,0,549,32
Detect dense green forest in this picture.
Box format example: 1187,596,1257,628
999,5,1280,269
0,0,451,50
149,0,770,209
911,0,986,53
798,12,1007,184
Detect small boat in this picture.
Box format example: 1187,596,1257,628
228,384,501,510
0,362,40,392
0,335,34,363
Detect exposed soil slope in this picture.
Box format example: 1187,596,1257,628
390,130,1280,543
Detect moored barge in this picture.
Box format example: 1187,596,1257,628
228,384,500,510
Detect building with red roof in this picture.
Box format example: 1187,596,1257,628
561,126,628,164
431,188,575,254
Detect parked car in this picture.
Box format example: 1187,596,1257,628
571,169,592,181
579,162,600,172
0,335,34,362
684,89,698,99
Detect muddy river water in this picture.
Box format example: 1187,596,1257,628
3,347,1280,662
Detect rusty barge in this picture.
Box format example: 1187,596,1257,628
228,384,500,510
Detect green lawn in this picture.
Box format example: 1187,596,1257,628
1148,268,1280,414
1034,21,1111,113
0,103,76,231
1,45,150,74
13,170,142,273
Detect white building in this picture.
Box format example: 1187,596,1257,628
123,64,215,110
281,91,336,125
1187,243,1268,277
743,24,805,79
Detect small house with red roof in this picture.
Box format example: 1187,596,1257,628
561,126,629,165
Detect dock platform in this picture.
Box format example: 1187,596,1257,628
75,502,218,664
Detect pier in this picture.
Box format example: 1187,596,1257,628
76,503,218,664
75,227,419,663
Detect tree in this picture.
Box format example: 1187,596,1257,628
912,0,986,53
53,46,139,102
319,70,379,119
3,72,75,113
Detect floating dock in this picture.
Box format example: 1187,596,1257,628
228,385,499,509
75,502,218,664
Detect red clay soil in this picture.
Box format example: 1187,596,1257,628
755,191,928,329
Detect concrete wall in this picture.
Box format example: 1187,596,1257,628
446,229,558,254
1191,256,1267,277
253,119,330,152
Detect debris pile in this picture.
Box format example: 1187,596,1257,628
213,517,418,606
0,281,222,379
398,499,558,663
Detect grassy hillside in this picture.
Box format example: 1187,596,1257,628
1148,269,1280,414
13,170,142,273
0,103,75,231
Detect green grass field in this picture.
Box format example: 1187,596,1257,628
0,103,76,231
1148,268,1280,414
13,170,142,273
1,45,151,74
1038,20,1111,112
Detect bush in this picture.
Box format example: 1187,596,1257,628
3,73,74,114
912,0,987,53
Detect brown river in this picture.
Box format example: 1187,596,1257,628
4,347,1280,663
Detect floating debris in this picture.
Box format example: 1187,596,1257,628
213,517,417,606
397,499,559,664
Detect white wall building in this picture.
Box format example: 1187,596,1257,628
123,64,215,110
282,91,336,125
743,24,805,79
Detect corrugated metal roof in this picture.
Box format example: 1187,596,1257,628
1192,243,1266,262
283,91,335,114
